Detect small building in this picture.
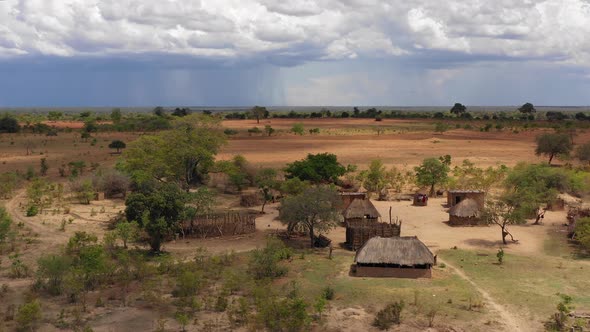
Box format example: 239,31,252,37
340,192,368,210
447,190,485,208
353,236,435,278
448,198,482,226
413,193,428,206
343,198,381,223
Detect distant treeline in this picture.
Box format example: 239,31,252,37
3,105,590,134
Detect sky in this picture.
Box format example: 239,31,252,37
0,0,590,107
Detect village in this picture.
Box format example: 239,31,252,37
1,108,590,332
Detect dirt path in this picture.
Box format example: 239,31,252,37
438,258,525,332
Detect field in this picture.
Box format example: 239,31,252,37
1,116,589,331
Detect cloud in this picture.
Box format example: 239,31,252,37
0,0,588,68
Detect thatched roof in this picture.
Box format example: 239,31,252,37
449,198,480,217
343,199,381,219
354,236,434,266
448,189,485,194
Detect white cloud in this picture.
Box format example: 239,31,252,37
0,0,589,68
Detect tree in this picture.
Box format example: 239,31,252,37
0,115,20,133
481,199,526,245
576,142,590,165
414,157,451,196
108,140,126,153
292,123,305,135
449,160,508,191
111,108,122,123
518,102,536,114
357,160,397,197
285,153,348,184
256,168,278,213
115,221,139,249
70,179,95,204
125,182,189,252
535,133,572,164
264,125,275,137
250,106,268,124
450,103,467,115
280,186,342,248
121,114,226,190
279,177,309,196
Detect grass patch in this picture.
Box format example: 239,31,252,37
278,249,495,330
439,249,590,328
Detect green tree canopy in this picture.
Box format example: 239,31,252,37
124,182,190,252
574,217,590,252
121,114,226,189
279,186,342,247
256,168,278,213
284,153,348,184
108,139,126,153
414,157,451,195
518,102,536,114
535,133,573,164
450,103,467,115
111,108,122,123
291,123,305,135
250,106,268,124
0,115,20,133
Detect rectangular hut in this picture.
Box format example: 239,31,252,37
340,192,368,210
353,236,435,278
447,190,485,208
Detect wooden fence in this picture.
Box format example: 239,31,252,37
180,211,257,239
345,219,401,250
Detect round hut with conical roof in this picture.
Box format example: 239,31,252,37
353,236,435,278
448,198,482,226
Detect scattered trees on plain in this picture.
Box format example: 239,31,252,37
108,140,126,153
535,133,572,164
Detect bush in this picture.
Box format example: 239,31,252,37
93,171,130,198
16,299,42,331
248,237,292,280
224,128,238,136
373,301,404,330
26,205,38,217
322,286,335,300
574,217,590,251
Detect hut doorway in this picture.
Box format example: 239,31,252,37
455,196,462,205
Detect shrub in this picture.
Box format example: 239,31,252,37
373,301,404,330
322,286,335,300
248,237,292,280
26,206,38,217
224,128,238,136
16,299,42,331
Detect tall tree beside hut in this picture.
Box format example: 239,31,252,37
414,157,451,196
279,186,342,248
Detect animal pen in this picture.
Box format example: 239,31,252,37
180,211,257,239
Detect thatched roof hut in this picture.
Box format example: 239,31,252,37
353,236,434,278
448,198,482,226
447,190,485,208
343,198,381,220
